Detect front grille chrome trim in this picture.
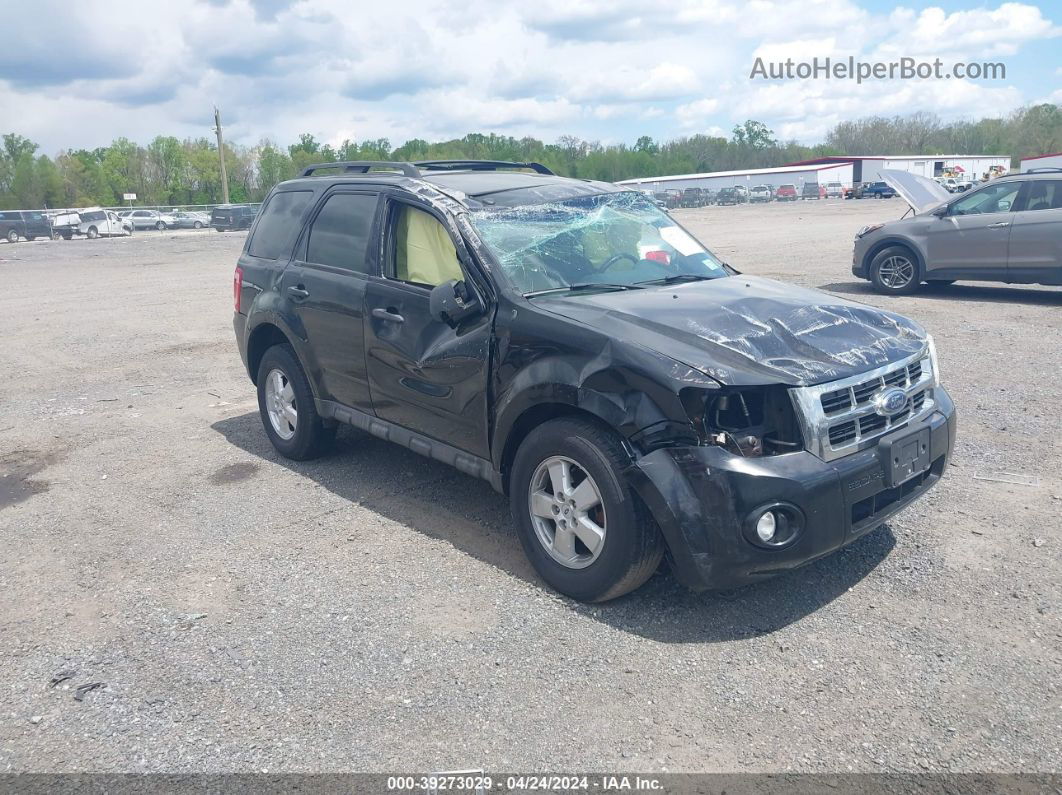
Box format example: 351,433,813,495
789,348,936,462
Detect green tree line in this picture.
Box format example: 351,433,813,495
1,104,1058,211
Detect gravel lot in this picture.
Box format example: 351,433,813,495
1,200,1059,775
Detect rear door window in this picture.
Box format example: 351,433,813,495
1022,180,1062,211
248,191,313,259
306,193,379,274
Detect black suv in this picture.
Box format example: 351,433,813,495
232,160,956,602
0,210,51,243
212,204,257,232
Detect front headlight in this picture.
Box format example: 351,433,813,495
926,334,941,384
855,223,884,239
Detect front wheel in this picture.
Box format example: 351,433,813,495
510,417,664,602
155,221,165,230
870,246,921,295
256,344,335,460
193,221,203,229
87,226,99,239
6,229,17,243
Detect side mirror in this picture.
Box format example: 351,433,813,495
931,205,948,218
429,279,482,328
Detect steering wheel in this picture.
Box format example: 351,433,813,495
596,252,640,273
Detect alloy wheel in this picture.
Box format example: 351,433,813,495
528,455,606,569
264,368,297,440
878,255,915,289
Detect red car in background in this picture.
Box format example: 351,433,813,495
775,184,797,201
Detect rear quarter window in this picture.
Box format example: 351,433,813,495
247,191,313,260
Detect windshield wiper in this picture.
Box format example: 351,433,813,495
636,273,717,285
524,282,644,298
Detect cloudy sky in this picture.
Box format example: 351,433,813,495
1,0,1059,153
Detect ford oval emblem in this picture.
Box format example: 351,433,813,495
874,387,909,416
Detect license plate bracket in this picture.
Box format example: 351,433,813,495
879,426,931,487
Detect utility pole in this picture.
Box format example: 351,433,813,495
213,106,230,205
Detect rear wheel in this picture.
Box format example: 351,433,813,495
193,221,203,229
155,221,165,230
870,246,921,295
510,417,664,602
6,229,17,243
87,226,99,239
256,344,335,460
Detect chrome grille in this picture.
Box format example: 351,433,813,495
791,349,937,462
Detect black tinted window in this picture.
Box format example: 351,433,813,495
1023,180,1062,211
306,193,378,273
248,191,313,259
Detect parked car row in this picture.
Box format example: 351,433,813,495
1,205,258,242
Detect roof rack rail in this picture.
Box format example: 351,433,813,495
300,161,422,178
1025,167,1062,173
413,160,555,176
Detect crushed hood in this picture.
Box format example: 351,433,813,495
880,169,952,214
535,276,927,386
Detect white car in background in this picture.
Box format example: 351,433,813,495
749,184,773,202
825,181,844,198
78,209,134,239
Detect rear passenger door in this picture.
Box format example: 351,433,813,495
363,198,493,458
282,190,381,412
1008,179,1062,283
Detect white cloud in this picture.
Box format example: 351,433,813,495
0,0,1056,153
878,3,1061,58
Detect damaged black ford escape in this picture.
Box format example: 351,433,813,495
232,160,956,602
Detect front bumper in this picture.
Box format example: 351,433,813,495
626,387,956,591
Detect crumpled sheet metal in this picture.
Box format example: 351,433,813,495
535,275,926,387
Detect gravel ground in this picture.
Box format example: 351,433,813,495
0,201,1059,775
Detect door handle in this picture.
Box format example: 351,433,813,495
287,285,310,299
986,221,1010,228
372,307,404,323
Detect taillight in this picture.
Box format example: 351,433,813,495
233,266,243,313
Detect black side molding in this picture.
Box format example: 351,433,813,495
316,399,503,493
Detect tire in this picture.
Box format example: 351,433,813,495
256,344,335,461
155,221,165,230
87,226,99,239
870,245,921,295
509,417,664,602
51,231,61,241
193,221,203,229
6,229,17,243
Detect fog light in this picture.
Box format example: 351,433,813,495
756,511,777,542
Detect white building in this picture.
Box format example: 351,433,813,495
783,155,1011,184
616,162,853,193
1020,151,1062,172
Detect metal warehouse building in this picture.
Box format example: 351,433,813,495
616,162,853,193
1021,152,1062,172
783,154,1011,183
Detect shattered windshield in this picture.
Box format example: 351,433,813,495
470,191,728,295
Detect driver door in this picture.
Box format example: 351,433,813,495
363,198,493,458
925,181,1024,278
